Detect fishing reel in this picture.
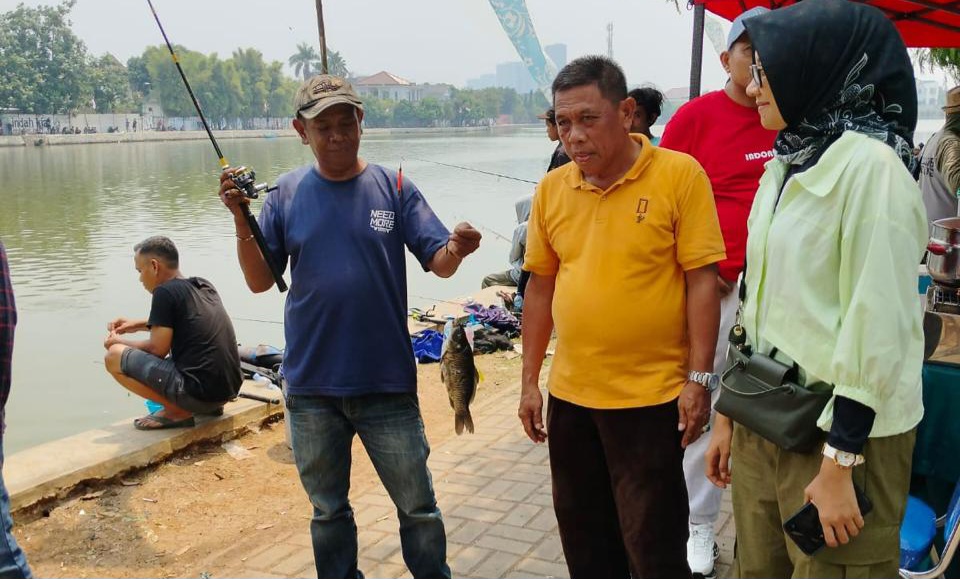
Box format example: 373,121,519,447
227,166,274,200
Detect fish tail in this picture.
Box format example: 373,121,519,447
455,411,475,435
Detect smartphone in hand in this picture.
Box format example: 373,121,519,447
782,484,873,556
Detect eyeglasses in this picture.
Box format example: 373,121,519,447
750,64,765,88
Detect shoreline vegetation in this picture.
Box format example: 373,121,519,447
0,124,539,148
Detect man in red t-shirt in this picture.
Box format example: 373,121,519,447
659,7,777,577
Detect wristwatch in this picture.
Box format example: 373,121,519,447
687,370,720,392
822,443,865,468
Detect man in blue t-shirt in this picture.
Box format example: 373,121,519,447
218,74,481,579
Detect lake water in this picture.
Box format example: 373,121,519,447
0,118,945,453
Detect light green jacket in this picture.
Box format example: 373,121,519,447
742,131,926,437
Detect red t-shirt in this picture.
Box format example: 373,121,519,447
660,90,777,282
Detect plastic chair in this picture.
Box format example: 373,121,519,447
900,479,960,579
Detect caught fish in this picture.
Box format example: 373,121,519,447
440,323,479,435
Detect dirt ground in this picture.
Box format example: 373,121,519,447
15,347,530,578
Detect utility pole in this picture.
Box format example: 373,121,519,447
315,0,329,74
607,22,614,60
689,3,705,100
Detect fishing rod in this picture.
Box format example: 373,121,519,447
404,156,539,185
145,0,288,293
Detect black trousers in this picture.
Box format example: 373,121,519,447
547,395,692,579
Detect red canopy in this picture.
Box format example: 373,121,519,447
694,0,960,47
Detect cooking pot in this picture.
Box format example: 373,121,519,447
926,217,960,286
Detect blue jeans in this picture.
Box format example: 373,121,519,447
286,392,450,579
0,450,31,579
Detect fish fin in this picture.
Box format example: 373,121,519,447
440,363,447,385
476,368,483,383
463,411,475,434
455,414,464,436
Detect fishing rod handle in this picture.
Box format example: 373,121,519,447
241,204,289,293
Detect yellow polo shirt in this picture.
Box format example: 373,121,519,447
524,134,726,409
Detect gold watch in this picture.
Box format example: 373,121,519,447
822,443,865,468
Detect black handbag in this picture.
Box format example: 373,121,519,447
715,340,832,453
717,192,834,453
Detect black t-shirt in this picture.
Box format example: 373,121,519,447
548,143,572,172
148,277,242,402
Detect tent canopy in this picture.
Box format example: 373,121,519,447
694,0,960,47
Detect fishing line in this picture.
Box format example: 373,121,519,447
233,316,284,325
408,294,474,307
404,157,539,185
453,215,510,244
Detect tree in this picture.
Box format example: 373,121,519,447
392,100,418,127
920,49,960,83
232,48,269,118
265,62,298,118
0,0,89,113
89,54,133,113
361,96,392,127
142,44,215,117
289,42,321,80
327,49,349,78
126,55,151,97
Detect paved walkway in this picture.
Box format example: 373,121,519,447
206,382,736,578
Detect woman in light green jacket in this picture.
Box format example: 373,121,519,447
704,0,927,577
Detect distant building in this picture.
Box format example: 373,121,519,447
353,71,451,102
918,79,947,118
545,43,567,70
496,62,538,94
466,74,497,90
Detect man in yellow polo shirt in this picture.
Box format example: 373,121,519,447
518,55,726,579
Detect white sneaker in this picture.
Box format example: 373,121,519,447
687,522,719,577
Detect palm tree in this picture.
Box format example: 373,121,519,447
289,42,321,80
327,50,349,78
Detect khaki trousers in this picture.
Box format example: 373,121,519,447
731,423,915,579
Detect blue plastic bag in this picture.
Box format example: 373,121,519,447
411,329,444,363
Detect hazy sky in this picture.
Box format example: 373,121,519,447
2,0,947,92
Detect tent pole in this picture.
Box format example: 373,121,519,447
689,2,705,100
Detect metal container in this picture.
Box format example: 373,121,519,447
924,310,960,367
926,217,960,287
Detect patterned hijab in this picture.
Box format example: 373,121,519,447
743,0,917,170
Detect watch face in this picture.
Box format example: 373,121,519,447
836,452,856,467
707,374,720,391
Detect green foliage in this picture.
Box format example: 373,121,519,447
327,50,349,78
361,96,393,127
288,43,349,79
921,49,960,83
360,88,547,128
89,54,134,113
137,44,298,119
126,55,151,96
0,0,89,113
289,42,320,80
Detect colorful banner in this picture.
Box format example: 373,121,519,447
488,0,557,98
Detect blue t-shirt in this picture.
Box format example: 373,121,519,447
259,163,449,396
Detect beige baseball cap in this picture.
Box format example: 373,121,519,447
294,74,364,119
944,86,960,113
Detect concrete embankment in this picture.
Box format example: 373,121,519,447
0,124,531,148
5,380,283,515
